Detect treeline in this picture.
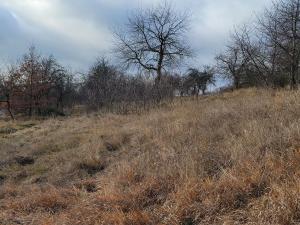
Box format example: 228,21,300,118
0,48,214,118
1,0,300,118
0,48,154,117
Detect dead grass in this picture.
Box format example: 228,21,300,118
1,88,300,224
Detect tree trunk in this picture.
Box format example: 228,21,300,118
155,69,162,86
1,98,14,120
155,44,164,86
290,0,300,90
6,100,14,120
234,77,240,89
290,63,298,89
154,63,163,103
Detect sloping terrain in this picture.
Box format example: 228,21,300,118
1,89,300,225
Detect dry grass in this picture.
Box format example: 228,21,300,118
1,88,300,224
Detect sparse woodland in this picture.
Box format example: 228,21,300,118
2,1,300,225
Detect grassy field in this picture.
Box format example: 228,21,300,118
1,88,300,224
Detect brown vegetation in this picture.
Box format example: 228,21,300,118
0,88,300,224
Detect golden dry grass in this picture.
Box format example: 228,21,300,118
1,88,300,224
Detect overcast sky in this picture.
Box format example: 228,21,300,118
0,0,272,72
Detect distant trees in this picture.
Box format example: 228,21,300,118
181,67,215,96
82,58,124,110
114,2,191,84
81,58,180,113
0,47,77,118
0,47,188,118
18,47,76,116
216,44,248,89
216,0,300,90
18,47,59,116
258,0,300,89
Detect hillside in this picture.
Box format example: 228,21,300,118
1,88,300,225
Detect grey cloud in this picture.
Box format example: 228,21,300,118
0,0,273,71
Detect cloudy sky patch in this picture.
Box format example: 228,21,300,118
0,0,272,71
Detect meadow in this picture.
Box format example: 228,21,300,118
1,88,300,225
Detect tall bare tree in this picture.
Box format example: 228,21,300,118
114,2,191,84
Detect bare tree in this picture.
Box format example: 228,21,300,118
19,46,43,116
83,58,121,110
199,66,216,95
40,56,71,112
183,67,215,96
0,70,16,120
215,0,300,89
114,2,191,84
232,25,272,86
216,43,249,89
258,0,300,89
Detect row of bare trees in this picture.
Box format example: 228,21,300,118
80,58,177,113
0,49,212,118
81,58,215,112
216,0,300,89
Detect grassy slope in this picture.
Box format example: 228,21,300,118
1,88,300,224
